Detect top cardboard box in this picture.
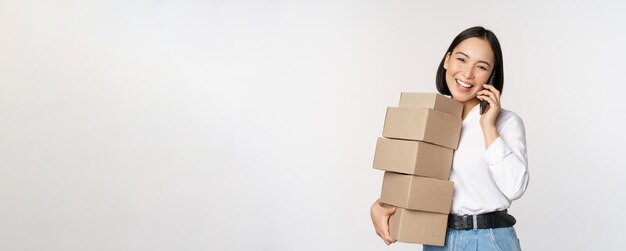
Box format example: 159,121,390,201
399,93,463,118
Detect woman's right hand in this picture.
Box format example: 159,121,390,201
370,199,397,245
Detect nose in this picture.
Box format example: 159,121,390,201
462,66,474,80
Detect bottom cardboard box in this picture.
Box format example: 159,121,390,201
389,208,448,246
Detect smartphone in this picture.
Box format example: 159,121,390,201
480,71,496,115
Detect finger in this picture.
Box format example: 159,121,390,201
383,230,396,244
380,224,391,239
381,236,389,245
483,84,500,95
378,201,387,207
478,91,499,105
483,85,501,102
478,92,496,106
380,201,394,209
384,235,395,244
477,89,491,98
377,228,390,245
480,91,497,103
380,221,394,244
478,95,497,109
381,230,392,245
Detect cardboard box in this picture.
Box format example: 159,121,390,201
399,93,463,118
380,172,453,214
382,107,462,149
373,137,453,180
389,208,448,246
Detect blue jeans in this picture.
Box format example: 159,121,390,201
423,227,522,251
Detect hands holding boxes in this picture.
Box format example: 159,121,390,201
373,93,463,246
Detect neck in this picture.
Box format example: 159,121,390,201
462,98,480,120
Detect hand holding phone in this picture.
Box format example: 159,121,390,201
480,70,496,115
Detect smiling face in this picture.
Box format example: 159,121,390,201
443,37,495,104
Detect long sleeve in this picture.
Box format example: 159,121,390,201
483,115,529,201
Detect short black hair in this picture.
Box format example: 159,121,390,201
436,26,504,95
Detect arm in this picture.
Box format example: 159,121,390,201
484,116,530,201
478,85,529,201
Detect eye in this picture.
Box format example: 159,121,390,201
456,57,466,63
478,65,488,71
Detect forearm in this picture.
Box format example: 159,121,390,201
482,125,500,148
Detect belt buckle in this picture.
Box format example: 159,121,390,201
460,214,478,230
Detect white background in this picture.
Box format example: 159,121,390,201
1,0,625,250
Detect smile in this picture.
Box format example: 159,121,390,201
456,79,473,89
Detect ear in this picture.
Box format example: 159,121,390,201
443,52,450,70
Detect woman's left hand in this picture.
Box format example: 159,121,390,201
477,84,501,129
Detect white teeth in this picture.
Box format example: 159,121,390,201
456,79,472,88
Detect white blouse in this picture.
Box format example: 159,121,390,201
449,104,530,215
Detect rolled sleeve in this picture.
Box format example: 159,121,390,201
484,137,513,165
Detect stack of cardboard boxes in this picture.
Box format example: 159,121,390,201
373,93,463,246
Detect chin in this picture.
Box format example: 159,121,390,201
451,92,477,103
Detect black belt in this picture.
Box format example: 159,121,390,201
447,210,516,230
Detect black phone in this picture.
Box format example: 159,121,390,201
480,71,496,115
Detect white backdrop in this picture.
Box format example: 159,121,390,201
1,0,625,250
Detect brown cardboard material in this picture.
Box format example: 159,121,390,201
389,208,448,246
382,107,462,149
380,172,453,214
399,93,463,118
373,137,453,180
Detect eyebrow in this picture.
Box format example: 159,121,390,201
454,52,492,67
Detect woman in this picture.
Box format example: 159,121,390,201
370,26,529,251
